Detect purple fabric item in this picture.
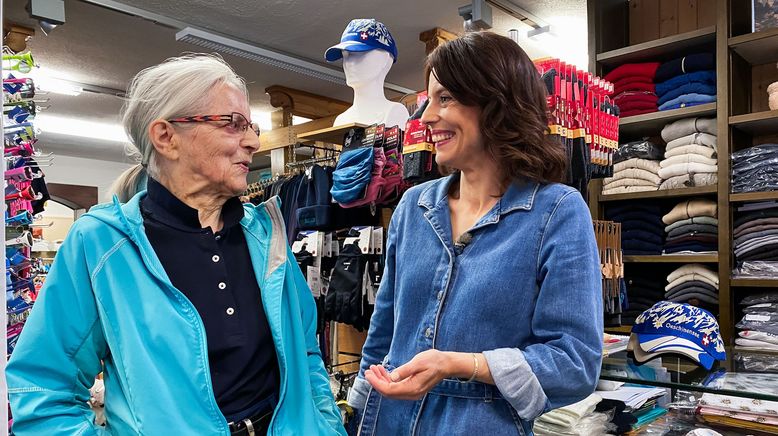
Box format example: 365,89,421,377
341,147,387,208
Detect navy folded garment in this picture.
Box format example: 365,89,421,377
734,208,778,229
669,291,718,305
655,70,716,96
664,242,717,253
620,219,666,235
606,203,662,217
658,93,717,111
623,239,663,253
655,53,715,83
658,82,717,106
623,229,664,245
666,281,718,299
608,212,664,228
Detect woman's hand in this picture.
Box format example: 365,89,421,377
364,349,452,400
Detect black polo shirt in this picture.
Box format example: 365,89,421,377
141,178,279,422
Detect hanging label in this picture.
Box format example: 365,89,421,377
306,266,321,298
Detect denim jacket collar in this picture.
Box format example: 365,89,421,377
417,173,540,221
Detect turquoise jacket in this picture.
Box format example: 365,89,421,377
6,192,346,435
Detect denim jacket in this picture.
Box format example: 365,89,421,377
348,174,603,435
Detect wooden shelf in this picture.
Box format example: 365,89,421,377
296,123,367,146
600,185,717,202
605,325,633,334
624,254,718,263
619,103,717,138
729,110,778,136
729,28,778,65
731,278,778,287
730,191,778,202
597,26,716,68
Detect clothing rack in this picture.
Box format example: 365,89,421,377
285,155,337,169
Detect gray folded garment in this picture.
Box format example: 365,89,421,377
665,216,719,233
668,290,719,305
666,281,719,300
734,217,778,237
735,229,778,248
735,224,778,240
667,223,719,239
661,117,717,142
665,132,718,151
735,235,778,257
660,154,718,168
659,173,718,190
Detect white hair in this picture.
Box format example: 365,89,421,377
110,53,248,202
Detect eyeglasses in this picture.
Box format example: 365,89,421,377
167,112,260,137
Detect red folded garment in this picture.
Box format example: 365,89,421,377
604,62,661,83
617,100,658,113
614,92,658,105
621,108,658,117
614,80,656,95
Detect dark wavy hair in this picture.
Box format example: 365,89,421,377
424,31,567,184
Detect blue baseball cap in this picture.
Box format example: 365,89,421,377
325,19,398,63
627,301,725,370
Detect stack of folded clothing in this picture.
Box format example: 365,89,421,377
664,264,719,313
737,292,778,351
533,394,613,436
605,203,664,255
654,53,717,111
662,198,718,254
604,62,661,117
594,398,637,435
658,117,718,189
733,202,778,263
731,143,778,193
603,139,663,195
698,393,778,434
621,272,665,324
596,386,668,433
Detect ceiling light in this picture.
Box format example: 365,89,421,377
458,0,493,32
176,27,415,95
36,114,128,142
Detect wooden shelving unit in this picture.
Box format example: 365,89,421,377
624,254,719,263
730,191,778,202
729,27,778,65
604,325,633,334
596,26,716,68
730,278,778,288
619,103,717,138
600,185,717,202
296,123,367,146
729,110,778,136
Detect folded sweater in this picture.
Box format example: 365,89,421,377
655,70,717,96
665,217,719,234
663,198,718,224
665,143,717,159
659,173,717,190
658,162,718,180
657,82,717,106
661,117,717,142
667,263,719,284
605,168,663,185
604,62,661,83
655,53,715,83
660,154,718,168
613,158,661,174
659,93,717,111
665,132,718,151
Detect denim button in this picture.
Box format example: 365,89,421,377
218,282,227,290
425,327,433,338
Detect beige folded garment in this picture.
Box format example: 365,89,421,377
665,144,717,159
659,173,718,190
602,185,658,195
660,154,718,168
605,167,663,185
658,162,718,180
667,263,719,284
665,132,717,151
666,272,719,291
602,177,659,189
613,158,661,175
663,198,718,224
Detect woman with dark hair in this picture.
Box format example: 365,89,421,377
347,32,603,435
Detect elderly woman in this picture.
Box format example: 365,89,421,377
7,54,346,436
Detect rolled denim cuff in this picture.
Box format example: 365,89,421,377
347,376,372,410
483,348,549,420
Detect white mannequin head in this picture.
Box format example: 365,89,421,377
342,50,393,88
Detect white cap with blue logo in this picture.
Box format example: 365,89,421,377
627,300,726,370
325,19,398,63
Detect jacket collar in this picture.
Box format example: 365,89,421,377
417,173,540,217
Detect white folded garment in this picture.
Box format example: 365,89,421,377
613,158,661,175
602,177,658,189
536,394,602,429
605,168,663,185
667,263,719,284
658,162,718,180
665,272,719,291
735,337,778,351
660,154,718,168
665,143,717,159
602,185,658,195
740,330,778,345
659,173,718,190
665,132,717,151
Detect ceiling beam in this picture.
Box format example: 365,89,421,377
256,114,338,153
265,85,350,120
419,27,459,55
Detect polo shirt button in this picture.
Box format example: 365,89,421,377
215,235,222,241
226,307,235,315
425,327,433,338
218,282,227,290
212,255,220,263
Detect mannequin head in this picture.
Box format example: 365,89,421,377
342,49,393,88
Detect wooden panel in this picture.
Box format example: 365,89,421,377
256,115,338,152
336,323,367,373
600,185,717,202
730,191,778,202
623,254,719,263
47,183,98,211
660,0,679,38
678,0,698,33
630,0,660,45
265,85,349,120
752,63,778,113
697,0,716,28
618,103,717,140
730,28,778,65
595,0,630,54
597,26,716,67
730,51,752,116
730,110,778,136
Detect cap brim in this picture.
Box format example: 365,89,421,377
630,333,716,370
325,41,376,62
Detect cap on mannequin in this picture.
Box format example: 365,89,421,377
343,50,393,88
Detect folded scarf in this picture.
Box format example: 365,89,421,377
660,154,717,168
658,82,717,106
659,93,717,111
661,117,717,142
655,53,715,83
658,162,718,180
665,143,717,158
604,62,661,83
663,199,718,224
655,70,717,96
613,158,661,175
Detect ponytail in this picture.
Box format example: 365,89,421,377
109,164,148,203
